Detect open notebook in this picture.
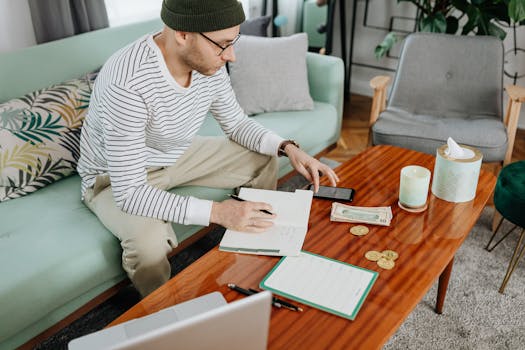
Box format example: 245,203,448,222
219,188,313,256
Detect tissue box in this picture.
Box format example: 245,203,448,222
431,144,483,203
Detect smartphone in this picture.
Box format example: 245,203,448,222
307,184,355,202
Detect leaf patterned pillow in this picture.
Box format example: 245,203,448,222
0,75,95,202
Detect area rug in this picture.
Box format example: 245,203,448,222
35,159,524,349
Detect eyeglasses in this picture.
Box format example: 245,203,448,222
199,33,241,56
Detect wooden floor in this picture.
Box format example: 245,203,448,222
326,94,525,163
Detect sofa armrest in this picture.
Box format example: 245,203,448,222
306,52,345,126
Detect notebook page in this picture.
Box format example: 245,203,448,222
219,189,313,256
238,188,312,227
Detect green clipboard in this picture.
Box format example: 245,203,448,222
260,251,378,320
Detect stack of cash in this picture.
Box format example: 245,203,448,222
330,202,392,226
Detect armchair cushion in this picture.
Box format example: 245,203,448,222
229,33,314,115
373,107,508,162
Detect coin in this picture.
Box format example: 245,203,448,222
365,250,383,262
350,225,369,236
377,257,395,270
382,250,399,260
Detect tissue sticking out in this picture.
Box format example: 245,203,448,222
444,137,475,160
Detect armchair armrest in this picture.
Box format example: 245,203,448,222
506,84,525,102
369,76,391,125
368,75,391,146
503,84,525,165
306,52,345,133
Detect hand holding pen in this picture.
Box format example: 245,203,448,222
229,194,274,215
228,283,303,312
209,194,275,233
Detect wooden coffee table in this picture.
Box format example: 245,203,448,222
109,145,496,349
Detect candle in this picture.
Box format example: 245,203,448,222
399,165,431,209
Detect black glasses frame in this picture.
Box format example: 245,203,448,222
199,33,241,56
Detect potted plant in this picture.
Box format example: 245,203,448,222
375,0,525,58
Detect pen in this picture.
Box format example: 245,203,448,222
229,194,274,215
249,288,303,312
228,283,282,309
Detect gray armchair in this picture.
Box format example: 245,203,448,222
368,32,525,166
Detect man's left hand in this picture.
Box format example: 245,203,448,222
283,143,339,192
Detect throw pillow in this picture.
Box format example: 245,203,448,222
229,33,314,115
240,15,271,37
0,74,95,202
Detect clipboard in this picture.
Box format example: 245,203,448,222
260,251,378,320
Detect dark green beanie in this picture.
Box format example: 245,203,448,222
161,0,245,32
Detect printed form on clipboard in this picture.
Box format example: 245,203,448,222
219,188,313,256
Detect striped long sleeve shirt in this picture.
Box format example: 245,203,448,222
77,33,284,226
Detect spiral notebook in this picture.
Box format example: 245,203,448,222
260,251,378,320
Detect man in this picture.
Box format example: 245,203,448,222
77,0,338,297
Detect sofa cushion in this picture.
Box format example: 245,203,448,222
0,174,233,347
240,15,271,36
198,101,338,174
228,33,314,115
0,75,95,202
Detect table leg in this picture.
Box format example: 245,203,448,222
436,257,454,314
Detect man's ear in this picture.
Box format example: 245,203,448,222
173,30,190,46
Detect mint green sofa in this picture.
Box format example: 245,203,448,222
0,19,343,350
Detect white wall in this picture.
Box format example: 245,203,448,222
105,0,162,27
0,0,36,53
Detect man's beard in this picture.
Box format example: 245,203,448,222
182,51,221,76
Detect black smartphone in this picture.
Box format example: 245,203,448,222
307,184,355,202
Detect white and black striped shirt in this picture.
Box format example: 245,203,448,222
77,33,283,226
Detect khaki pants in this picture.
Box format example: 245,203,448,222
84,137,278,296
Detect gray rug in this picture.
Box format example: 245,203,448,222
35,159,525,349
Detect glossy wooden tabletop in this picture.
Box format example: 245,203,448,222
110,145,496,349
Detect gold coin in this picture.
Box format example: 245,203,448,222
365,250,383,262
377,257,395,270
382,250,399,260
350,225,369,236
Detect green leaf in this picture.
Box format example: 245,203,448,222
374,32,399,59
509,0,525,22
446,16,459,34
11,112,64,145
462,7,481,34
419,13,447,33
0,107,25,130
451,0,470,13
471,0,486,6
487,22,507,39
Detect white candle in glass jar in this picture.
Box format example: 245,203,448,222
399,165,431,208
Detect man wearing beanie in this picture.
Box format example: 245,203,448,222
77,0,338,297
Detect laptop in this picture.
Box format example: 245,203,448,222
68,290,272,350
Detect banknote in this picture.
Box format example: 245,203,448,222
330,202,392,226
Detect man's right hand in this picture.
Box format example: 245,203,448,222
210,199,275,232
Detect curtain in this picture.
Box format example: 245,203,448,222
28,0,109,44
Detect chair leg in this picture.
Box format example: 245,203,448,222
486,223,519,252
492,210,503,233
499,228,525,293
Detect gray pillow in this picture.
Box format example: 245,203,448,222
240,15,271,37
229,33,314,115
